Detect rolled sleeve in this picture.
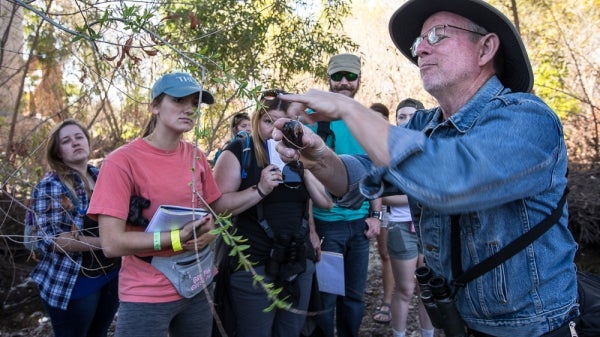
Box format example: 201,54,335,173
333,154,371,209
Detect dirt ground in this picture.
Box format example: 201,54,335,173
0,240,435,337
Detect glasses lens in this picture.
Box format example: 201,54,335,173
427,27,441,44
411,37,422,57
282,162,304,187
345,72,358,81
330,72,343,81
411,26,448,57
330,72,358,82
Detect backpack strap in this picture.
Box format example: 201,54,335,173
451,186,569,289
255,199,309,241
316,121,335,151
240,135,252,179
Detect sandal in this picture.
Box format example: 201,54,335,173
372,302,391,324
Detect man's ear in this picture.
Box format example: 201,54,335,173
479,33,500,66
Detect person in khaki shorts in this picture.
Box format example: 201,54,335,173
383,98,434,337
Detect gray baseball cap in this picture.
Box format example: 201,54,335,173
327,53,361,75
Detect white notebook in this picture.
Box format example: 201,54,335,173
145,205,208,232
316,251,345,296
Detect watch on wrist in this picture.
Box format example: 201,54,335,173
370,210,383,221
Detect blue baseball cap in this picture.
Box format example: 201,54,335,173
151,72,215,104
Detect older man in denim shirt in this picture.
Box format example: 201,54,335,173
274,0,579,336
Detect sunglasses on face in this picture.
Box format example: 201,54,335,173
330,72,359,82
410,24,486,57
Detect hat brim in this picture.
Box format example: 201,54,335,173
164,87,215,105
199,91,215,105
389,0,533,93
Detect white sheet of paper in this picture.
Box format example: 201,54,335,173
267,139,285,170
316,251,345,296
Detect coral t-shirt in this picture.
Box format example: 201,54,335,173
88,139,221,303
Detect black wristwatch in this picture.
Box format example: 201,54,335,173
370,211,383,221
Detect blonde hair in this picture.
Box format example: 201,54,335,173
251,90,291,167
250,106,269,167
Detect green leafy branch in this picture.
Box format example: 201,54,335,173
199,197,293,313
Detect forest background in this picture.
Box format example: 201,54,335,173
0,0,599,334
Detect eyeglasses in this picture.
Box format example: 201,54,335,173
330,72,359,82
410,24,486,57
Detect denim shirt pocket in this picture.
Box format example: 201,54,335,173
486,241,509,304
414,204,444,272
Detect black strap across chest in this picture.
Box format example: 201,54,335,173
450,187,569,290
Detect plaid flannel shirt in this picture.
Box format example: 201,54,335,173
29,165,99,310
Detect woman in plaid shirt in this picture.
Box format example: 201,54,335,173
28,119,119,337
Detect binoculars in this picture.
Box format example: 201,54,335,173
266,233,306,282
415,266,467,337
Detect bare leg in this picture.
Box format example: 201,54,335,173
373,228,394,323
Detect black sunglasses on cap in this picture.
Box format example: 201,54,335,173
260,89,290,100
260,89,291,112
330,72,359,82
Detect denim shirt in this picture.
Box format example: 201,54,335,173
341,77,578,336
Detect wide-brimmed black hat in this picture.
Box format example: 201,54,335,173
389,0,533,93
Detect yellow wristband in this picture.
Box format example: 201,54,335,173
171,229,183,252
153,231,161,251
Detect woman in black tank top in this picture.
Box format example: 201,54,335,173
213,90,333,337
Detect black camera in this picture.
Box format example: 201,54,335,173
282,163,303,187
127,196,150,227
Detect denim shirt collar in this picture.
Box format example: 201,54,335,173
423,76,510,134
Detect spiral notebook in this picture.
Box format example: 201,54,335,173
145,205,208,232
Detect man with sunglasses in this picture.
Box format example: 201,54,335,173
306,53,382,337
275,0,579,336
